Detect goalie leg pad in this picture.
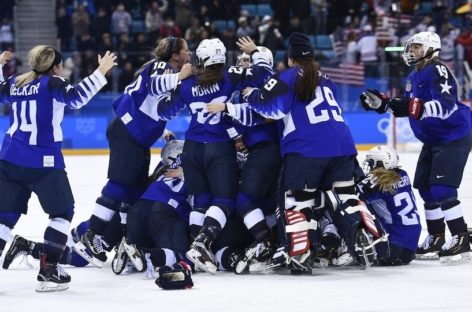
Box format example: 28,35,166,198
284,191,318,257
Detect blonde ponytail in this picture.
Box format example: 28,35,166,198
15,45,57,87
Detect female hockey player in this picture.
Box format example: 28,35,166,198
74,36,192,267
358,145,421,265
360,31,472,264
0,47,117,291
152,37,273,273
206,48,281,273
240,33,385,273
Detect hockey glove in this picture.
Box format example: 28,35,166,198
360,89,389,114
155,261,194,290
389,97,424,119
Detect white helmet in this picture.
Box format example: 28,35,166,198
257,46,274,68
161,140,184,167
402,31,441,66
196,38,226,68
363,145,399,174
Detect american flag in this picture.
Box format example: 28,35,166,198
320,63,365,86
376,13,413,42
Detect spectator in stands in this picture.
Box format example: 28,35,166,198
206,21,222,39
77,32,97,52
271,0,291,35
131,33,149,68
185,17,203,50
97,32,115,54
456,28,472,66
291,0,311,33
288,16,304,35
117,33,132,65
118,61,134,90
146,1,165,46
236,16,255,39
344,31,358,64
72,4,91,44
92,7,111,42
356,24,378,76
159,16,182,38
175,0,194,32
311,0,328,35
0,18,13,51
57,7,72,51
221,28,238,52
258,16,283,55
112,3,132,42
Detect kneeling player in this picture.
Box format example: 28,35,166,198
358,146,421,265
112,140,193,289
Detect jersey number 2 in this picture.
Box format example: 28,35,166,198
394,191,419,226
7,100,38,145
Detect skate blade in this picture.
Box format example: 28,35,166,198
311,258,329,269
332,253,355,267
415,252,439,260
235,258,250,274
440,251,472,265
72,242,104,268
248,260,281,274
122,242,146,272
35,281,69,292
186,250,217,274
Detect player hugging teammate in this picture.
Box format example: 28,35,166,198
0,29,470,292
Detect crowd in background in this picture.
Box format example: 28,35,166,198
1,0,472,90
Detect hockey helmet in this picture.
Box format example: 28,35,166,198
196,38,226,68
402,31,441,66
161,140,184,166
363,145,399,174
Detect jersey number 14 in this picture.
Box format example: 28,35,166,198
7,100,38,145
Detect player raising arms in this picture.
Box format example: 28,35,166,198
152,37,273,273
360,31,471,264
74,37,192,267
0,47,116,291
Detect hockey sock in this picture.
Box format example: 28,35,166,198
44,217,71,263
237,193,270,242
90,194,121,235
441,198,467,235
150,248,177,268
202,206,227,241
424,202,445,234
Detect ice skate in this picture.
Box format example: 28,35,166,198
111,238,129,274
122,239,147,272
2,235,34,269
36,255,71,292
416,233,445,260
73,230,108,267
186,233,217,274
439,232,472,265
235,239,274,274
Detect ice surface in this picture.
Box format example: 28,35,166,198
1,152,471,312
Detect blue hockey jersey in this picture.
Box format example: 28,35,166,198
230,67,279,148
245,68,357,158
153,52,273,143
358,169,421,251
113,61,179,147
405,60,471,144
0,69,107,168
140,160,191,221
